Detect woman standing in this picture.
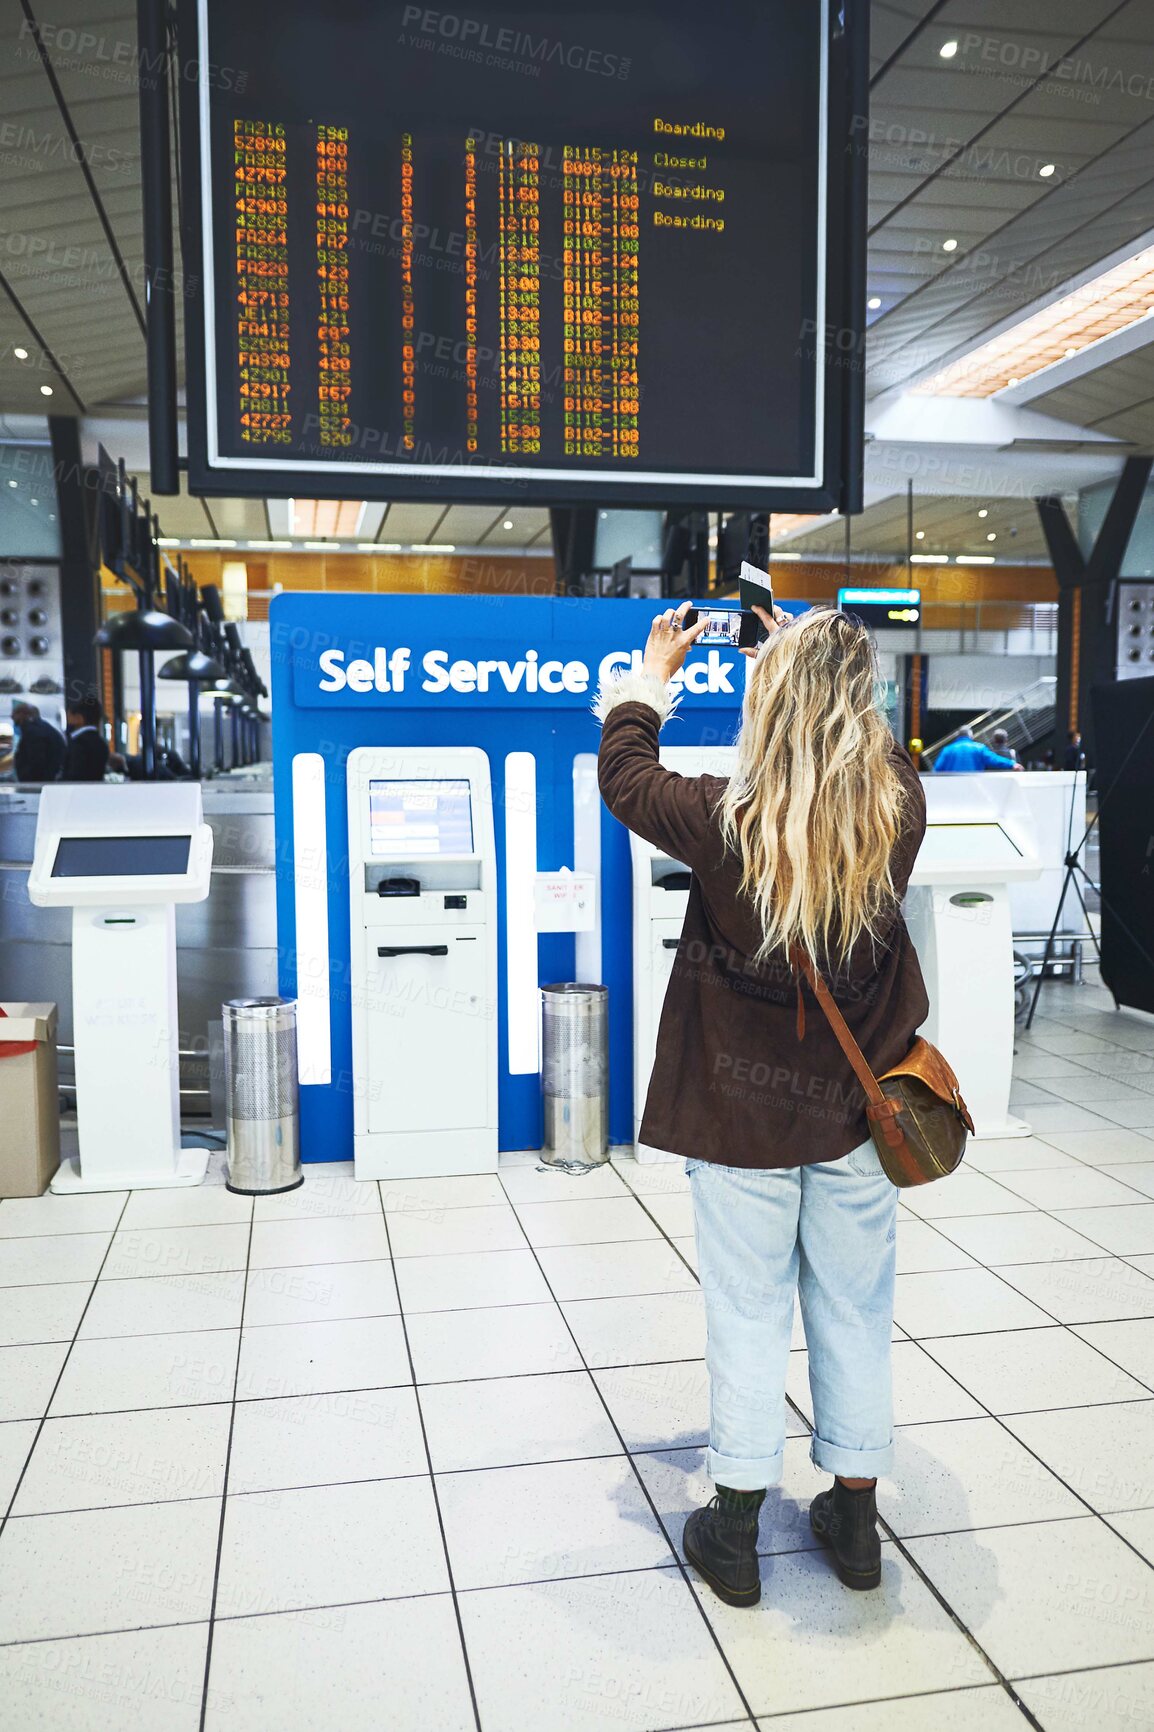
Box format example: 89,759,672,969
597,603,928,1606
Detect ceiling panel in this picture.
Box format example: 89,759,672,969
436,505,506,543
377,503,449,544
775,491,1054,559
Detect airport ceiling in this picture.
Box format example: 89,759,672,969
0,0,1153,556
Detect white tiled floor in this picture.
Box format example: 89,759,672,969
2,975,1154,1729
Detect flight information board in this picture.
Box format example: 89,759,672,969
179,0,861,506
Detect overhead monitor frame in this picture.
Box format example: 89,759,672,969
173,0,868,512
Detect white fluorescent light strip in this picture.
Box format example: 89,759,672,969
914,242,1154,397
412,543,456,552
769,551,804,561
291,752,332,1085
956,555,996,564
189,538,237,548
505,751,540,1075
910,553,950,564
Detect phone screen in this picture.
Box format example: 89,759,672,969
684,606,765,649
692,609,745,646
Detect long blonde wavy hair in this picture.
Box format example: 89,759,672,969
719,609,906,965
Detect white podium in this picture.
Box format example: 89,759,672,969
28,784,215,1192
906,782,1041,1138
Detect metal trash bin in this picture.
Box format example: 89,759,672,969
541,983,609,1167
222,998,302,1195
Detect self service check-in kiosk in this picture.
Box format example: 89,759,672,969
631,745,736,1162
28,783,214,1192
906,777,1042,1139
347,746,498,1179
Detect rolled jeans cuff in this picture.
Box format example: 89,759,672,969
706,1445,783,1491
809,1433,893,1478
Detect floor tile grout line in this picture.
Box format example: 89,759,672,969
869,1513,1050,1731
9,1425,1154,1531
196,1206,254,1732
0,1190,131,1540
376,1188,485,1732
747,1678,1035,1725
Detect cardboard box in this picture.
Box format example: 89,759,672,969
0,1002,60,1198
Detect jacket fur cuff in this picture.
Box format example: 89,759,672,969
593,669,679,726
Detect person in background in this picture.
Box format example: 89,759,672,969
9,702,65,783
61,695,110,782
990,727,1018,766
1063,729,1086,771
932,725,1020,772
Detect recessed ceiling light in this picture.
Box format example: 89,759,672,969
1064,346,1077,357
6,480,16,489
939,39,959,58
867,296,881,310
978,509,988,518
915,530,925,540
39,385,53,396
29,498,37,507
1007,376,1019,386
942,238,958,253
987,532,997,541
13,346,28,361
503,519,513,530
1038,163,1056,178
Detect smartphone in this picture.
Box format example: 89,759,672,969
683,606,765,649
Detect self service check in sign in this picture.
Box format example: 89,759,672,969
294,641,743,706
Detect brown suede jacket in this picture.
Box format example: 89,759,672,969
598,694,929,1169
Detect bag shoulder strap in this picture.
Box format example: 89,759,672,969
790,945,887,1111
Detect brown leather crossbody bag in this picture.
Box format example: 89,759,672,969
791,947,974,1187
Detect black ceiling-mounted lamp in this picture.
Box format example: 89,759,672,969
158,649,226,683
95,609,194,653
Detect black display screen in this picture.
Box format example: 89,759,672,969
51,836,193,878
180,0,860,506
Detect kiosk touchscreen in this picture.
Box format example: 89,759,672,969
907,783,1041,1139
631,746,736,1162
28,783,214,1191
347,746,498,1179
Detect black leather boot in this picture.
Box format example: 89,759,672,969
683,1488,765,1607
809,1480,882,1590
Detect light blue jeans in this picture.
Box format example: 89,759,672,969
687,1141,898,1488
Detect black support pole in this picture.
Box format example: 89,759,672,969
1036,456,1153,759
137,0,179,495
187,683,202,777
49,418,100,707
139,650,157,778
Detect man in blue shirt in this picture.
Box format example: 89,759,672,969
933,727,1020,772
